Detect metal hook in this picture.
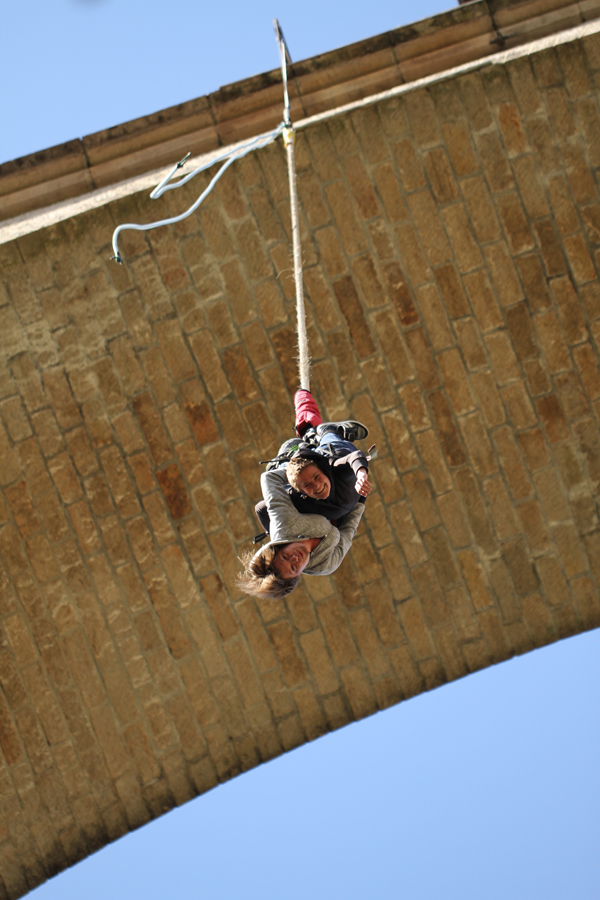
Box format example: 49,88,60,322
274,18,292,126
273,19,292,65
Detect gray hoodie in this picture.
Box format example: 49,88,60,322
260,467,365,576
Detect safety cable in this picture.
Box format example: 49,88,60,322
110,124,285,264
110,20,310,395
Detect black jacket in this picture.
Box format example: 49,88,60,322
255,445,368,535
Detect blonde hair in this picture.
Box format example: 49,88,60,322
286,456,319,493
236,544,300,599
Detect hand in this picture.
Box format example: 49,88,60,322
355,468,372,497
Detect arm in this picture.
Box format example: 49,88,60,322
354,467,372,497
332,448,368,477
330,450,372,497
261,467,329,544
261,467,298,532
310,502,366,575
337,502,366,542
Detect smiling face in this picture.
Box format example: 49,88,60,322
272,541,312,579
296,464,331,499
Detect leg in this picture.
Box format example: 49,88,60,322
295,391,367,443
315,431,358,458
255,500,271,534
294,389,322,437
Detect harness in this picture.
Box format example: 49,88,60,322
259,431,323,471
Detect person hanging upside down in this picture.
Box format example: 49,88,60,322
236,390,372,600
253,428,372,535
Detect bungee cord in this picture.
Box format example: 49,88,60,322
274,19,311,392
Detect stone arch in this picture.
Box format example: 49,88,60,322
1,7,600,896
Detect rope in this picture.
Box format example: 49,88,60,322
274,19,311,392
110,124,284,264
284,131,310,390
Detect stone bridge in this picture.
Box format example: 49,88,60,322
1,0,600,895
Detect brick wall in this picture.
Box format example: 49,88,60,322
1,25,600,899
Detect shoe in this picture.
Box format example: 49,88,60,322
338,420,369,441
316,423,339,437
317,421,369,441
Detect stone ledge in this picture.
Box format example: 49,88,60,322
0,0,598,224
3,14,600,248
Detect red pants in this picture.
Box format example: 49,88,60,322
294,390,322,436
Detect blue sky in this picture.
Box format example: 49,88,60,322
30,631,600,900
2,0,451,164
4,2,600,897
